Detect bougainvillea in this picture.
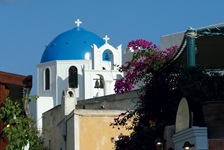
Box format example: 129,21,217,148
111,39,179,150
114,39,178,94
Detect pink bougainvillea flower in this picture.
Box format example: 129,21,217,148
114,39,178,94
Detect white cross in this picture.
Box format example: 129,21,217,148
75,19,82,27
103,35,110,43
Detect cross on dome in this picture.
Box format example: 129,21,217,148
75,19,82,27
103,35,110,43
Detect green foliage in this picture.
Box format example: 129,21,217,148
112,67,181,150
113,39,224,149
0,97,46,150
177,66,224,102
112,65,224,149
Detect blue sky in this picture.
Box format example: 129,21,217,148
1,0,224,94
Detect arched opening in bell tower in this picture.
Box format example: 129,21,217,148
102,49,114,70
93,74,105,97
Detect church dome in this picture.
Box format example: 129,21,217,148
41,26,105,63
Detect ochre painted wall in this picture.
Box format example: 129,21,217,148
79,115,131,150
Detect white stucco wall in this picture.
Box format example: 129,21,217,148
160,32,185,50
36,96,53,131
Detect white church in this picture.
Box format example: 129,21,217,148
33,19,224,149
35,19,130,131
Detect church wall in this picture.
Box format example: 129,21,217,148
36,61,57,131
36,97,54,131
84,70,123,99
101,61,112,70
95,43,122,70
37,61,57,98
55,60,92,102
92,44,122,71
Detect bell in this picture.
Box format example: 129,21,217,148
94,80,100,88
99,79,104,89
105,53,109,60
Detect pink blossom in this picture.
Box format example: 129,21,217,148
127,39,153,50
114,39,178,93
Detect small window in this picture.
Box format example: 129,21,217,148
68,90,74,97
45,68,50,90
69,66,78,88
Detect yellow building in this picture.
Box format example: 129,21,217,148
42,90,138,150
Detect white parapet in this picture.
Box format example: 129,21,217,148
172,126,208,150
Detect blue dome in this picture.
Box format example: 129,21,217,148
41,27,105,63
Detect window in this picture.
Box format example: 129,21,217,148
45,68,50,90
69,66,78,88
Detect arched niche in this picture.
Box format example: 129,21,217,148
102,49,114,70
44,68,50,90
68,66,78,88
